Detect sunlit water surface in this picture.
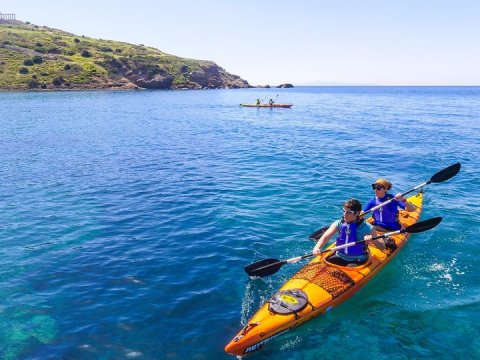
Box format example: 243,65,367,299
1,87,479,359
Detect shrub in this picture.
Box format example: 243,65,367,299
74,38,80,43
64,64,71,70
115,48,122,53
100,47,113,52
52,77,64,86
32,55,43,64
19,67,29,74
48,47,61,54
27,78,39,88
23,59,34,66
36,42,43,47
40,84,47,89
81,49,92,57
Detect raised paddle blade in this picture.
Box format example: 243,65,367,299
309,226,329,241
430,162,461,183
403,217,443,234
244,258,284,277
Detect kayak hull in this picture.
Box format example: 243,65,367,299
225,193,423,356
240,104,293,108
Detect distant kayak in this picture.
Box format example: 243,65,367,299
240,104,293,108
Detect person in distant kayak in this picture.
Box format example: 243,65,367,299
313,199,377,267
256,98,261,106
269,98,274,105
363,178,417,232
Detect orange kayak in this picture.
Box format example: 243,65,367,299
225,192,423,356
240,104,293,108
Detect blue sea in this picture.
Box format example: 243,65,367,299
1,87,479,359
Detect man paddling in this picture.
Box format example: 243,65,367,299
312,199,378,267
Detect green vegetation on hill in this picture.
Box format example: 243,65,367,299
0,22,250,90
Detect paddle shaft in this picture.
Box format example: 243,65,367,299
270,94,278,104
364,181,427,215
364,162,460,215
309,163,460,240
247,217,442,276
252,228,407,273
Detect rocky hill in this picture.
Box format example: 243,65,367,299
0,21,250,90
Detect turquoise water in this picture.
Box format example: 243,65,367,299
1,87,479,359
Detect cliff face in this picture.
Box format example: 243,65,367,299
0,22,250,90
101,56,249,90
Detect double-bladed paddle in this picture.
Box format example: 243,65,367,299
308,162,460,241
245,217,442,278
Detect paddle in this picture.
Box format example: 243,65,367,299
308,226,329,241
245,217,442,277
308,162,460,241
269,94,279,105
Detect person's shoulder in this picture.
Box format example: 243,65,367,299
332,219,342,228
359,220,373,230
364,198,375,208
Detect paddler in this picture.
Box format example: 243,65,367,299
312,199,378,267
363,178,417,232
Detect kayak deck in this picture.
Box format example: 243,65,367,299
225,192,423,356
240,104,293,108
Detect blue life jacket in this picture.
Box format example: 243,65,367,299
336,220,367,256
372,194,401,230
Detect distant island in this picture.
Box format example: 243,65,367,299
0,21,253,90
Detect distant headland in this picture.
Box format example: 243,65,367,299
0,20,293,91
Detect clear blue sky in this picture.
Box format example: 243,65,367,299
1,0,479,86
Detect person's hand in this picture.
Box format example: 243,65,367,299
313,246,321,255
364,234,372,241
394,193,407,202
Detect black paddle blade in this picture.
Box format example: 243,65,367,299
430,163,461,183
244,258,284,277
404,217,442,234
309,226,329,241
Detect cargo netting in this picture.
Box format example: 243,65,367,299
291,262,355,298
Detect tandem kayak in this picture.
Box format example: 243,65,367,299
240,104,293,108
225,192,423,356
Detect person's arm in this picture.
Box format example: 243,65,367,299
313,222,337,254
360,222,376,242
394,193,416,212
362,222,382,249
360,199,374,217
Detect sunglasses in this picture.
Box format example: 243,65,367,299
372,185,385,190
343,208,356,215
